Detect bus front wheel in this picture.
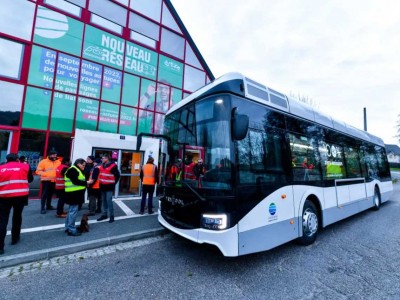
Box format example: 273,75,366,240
372,187,381,211
299,200,319,245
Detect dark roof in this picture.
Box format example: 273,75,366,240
165,0,214,81
385,144,400,155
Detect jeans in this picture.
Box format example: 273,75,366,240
101,190,114,217
141,185,155,213
41,181,55,210
65,204,79,233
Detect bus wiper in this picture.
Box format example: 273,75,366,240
181,181,205,201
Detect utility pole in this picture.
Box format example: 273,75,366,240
363,107,367,131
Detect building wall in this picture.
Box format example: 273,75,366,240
0,0,212,168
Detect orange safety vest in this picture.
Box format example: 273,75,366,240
0,162,30,198
36,158,61,182
55,164,68,190
142,164,156,185
99,163,116,186
89,166,100,189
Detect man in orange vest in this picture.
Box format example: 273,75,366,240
87,158,101,216
55,158,70,218
139,156,159,215
97,154,120,223
0,153,33,255
36,150,61,214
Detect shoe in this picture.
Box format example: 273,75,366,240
11,237,20,245
97,215,108,221
109,216,114,223
0,249,4,255
95,209,102,214
56,213,67,218
139,211,144,215
46,206,56,210
67,231,82,236
148,211,154,215
87,212,95,216
40,209,46,214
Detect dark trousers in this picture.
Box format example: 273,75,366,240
0,196,26,250
88,188,101,213
41,181,56,210
56,189,66,215
141,184,155,213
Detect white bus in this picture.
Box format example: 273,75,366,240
157,72,393,257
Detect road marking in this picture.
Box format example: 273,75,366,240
6,212,158,235
114,198,135,215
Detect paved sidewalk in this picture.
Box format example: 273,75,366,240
0,197,167,269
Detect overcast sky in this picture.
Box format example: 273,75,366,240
171,0,400,145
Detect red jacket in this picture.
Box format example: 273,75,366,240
0,162,30,198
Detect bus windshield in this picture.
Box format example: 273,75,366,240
164,95,233,190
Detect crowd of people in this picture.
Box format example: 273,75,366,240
0,151,126,255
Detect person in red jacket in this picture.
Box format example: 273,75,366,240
0,153,33,255
139,156,159,215
55,158,71,218
97,154,120,223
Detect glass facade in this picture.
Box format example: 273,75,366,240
0,0,213,166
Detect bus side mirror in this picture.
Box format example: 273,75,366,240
231,108,249,140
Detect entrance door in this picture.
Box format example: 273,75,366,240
119,151,143,197
92,148,143,198
0,130,11,163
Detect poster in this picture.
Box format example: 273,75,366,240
33,6,83,56
55,53,80,94
121,73,140,106
101,67,122,103
50,92,75,132
119,106,137,135
75,97,99,130
83,25,125,70
98,102,119,133
22,87,51,130
157,55,183,89
78,60,102,98
124,41,157,80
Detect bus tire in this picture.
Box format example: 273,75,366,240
299,200,319,245
372,187,381,211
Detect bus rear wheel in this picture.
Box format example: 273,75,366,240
372,187,381,211
299,200,318,245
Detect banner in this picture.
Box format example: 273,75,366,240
157,55,183,89
79,60,102,98
101,67,122,103
75,97,99,130
33,6,83,56
83,25,125,70
50,92,76,132
124,41,157,80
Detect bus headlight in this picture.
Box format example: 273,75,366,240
201,214,227,230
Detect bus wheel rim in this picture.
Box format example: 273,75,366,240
303,209,318,236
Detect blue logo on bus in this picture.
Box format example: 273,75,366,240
269,203,277,215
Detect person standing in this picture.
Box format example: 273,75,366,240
139,156,159,215
36,150,61,214
55,158,70,218
193,158,206,180
0,153,33,255
64,158,90,236
97,154,120,223
87,158,101,216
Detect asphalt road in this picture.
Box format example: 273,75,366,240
1,183,400,300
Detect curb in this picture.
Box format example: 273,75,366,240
0,228,168,269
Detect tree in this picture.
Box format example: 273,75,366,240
289,92,319,108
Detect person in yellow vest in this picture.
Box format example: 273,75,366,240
87,158,101,216
0,153,33,255
36,150,61,214
64,158,91,236
55,158,71,218
139,156,159,214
